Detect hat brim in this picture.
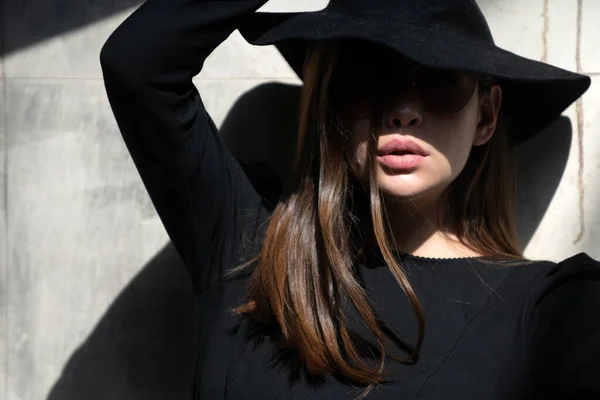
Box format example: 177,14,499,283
238,10,591,144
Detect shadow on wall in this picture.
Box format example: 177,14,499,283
46,244,197,400
2,0,142,57
514,115,573,250
46,82,572,398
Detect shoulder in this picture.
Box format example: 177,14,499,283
493,253,599,306
525,252,600,319
524,253,600,398
525,251,600,329
532,252,600,290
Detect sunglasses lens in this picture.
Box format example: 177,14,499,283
331,62,478,116
331,64,386,117
331,64,401,116
417,68,478,113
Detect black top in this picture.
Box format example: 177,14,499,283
99,0,600,398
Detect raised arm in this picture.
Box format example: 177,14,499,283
100,0,270,293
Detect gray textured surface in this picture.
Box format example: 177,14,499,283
4,81,172,400
0,0,599,399
583,76,600,249
1,80,7,400
45,243,196,400
3,0,140,79
582,0,600,72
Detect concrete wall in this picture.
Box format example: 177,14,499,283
0,0,598,399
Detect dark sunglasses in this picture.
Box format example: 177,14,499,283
329,43,488,116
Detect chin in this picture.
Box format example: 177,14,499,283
378,181,427,200
379,187,425,201
376,173,444,203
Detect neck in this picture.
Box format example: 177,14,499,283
369,190,482,259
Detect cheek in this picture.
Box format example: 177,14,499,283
430,117,478,177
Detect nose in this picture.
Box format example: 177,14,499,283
383,89,424,131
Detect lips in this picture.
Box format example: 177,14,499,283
378,138,428,157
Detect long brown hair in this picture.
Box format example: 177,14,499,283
233,39,523,390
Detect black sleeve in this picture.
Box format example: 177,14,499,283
525,252,600,399
99,0,270,293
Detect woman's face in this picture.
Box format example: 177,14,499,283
333,42,501,204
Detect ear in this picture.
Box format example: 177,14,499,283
473,85,502,146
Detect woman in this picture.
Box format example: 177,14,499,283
100,0,599,398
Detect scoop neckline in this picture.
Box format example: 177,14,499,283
398,251,490,262
367,245,492,263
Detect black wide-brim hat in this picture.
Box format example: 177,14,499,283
237,0,591,145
